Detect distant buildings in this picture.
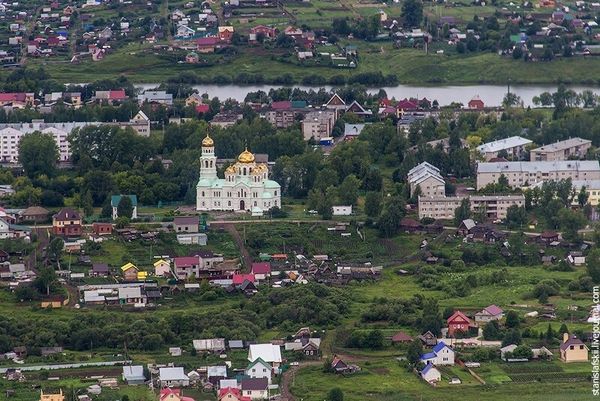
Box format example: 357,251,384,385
530,137,592,161
418,194,526,220
476,160,600,189
301,110,336,141
476,136,532,161
408,162,445,197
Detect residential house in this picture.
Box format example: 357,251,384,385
560,334,588,362
92,222,112,236
154,259,171,276
240,378,268,400
19,206,49,223
40,347,63,357
539,231,560,244
419,331,438,346
500,344,519,361
173,216,199,233
245,358,272,384
159,388,195,401
447,311,474,337
138,91,173,106
210,112,243,128
420,341,455,366
158,367,190,387
420,362,441,383
93,90,128,104
218,26,234,42
186,93,204,106
218,387,250,401
330,355,354,373
530,138,592,161
476,136,533,161
52,208,82,237
122,365,145,385
248,344,282,369
118,287,145,304
90,263,109,277
40,390,65,401
197,37,219,53
474,305,504,323
121,262,139,281
111,195,138,219
251,262,271,280
0,93,35,107
174,256,200,279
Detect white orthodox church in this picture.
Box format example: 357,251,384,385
196,134,281,213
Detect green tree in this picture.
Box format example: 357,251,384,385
18,132,59,178
327,388,344,401
558,208,586,242
406,340,423,365
402,0,423,28
482,321,501,340
505,205,527,228
338,174,360,205
364,191,382,218
505,310,520,329
587,249,600,283
578,185,590,207
454,198,471,226
117,196,134,219
377,196,405,237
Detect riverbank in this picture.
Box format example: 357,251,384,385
27,44,600,88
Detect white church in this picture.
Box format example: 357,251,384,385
196,134,281,213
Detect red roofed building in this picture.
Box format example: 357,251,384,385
447,311,474,337
468,95,485,110
196,104,210,114
391,331,413,344
52,208,82,237
250,25,277,39
251,262,271,280
174,256,200,279
218,387,251,401
160,387,195,401
270,101,292,111
232,273,255,285
379,98,392,107
197,37,219,53
396,98,419,111
0,92,35,107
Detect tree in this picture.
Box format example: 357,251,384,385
502,92,522,108
420,299,443,336
578,186,589,207
377,196,405,237
338,175,360,205
454,198,471,226
47,237,64,267
327,388,344,401
401,0,423,28
18,132,59,178
505,310,520,329
364,191,382,218
511,345,533,359
482,321,502,340
502,329,522,346
406,340,423,365
587,249,600,283
558,208,586,242
505,205,527,228
117,196,134,219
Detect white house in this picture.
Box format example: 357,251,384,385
240,378,268,400
248,344,282,369
245,357,272,384
420,341,455,366
474,304,504,323
0,218,10,239
420,362,441,383
122,365,145,385
158,367,189,387
332,205,352,216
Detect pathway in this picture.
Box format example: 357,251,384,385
212,222,253,269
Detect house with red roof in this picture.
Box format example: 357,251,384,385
232,273,255,285
197,37,219,53
468,95,485,110
391,331,413,344
196,104,210,114
93,89,128,104
447,310,474,337
218,387,251,401
474,305,504,323
160,388,195,401
52,208,82,237
249,25,277,43
0,92,35,107
250,263,271,280
396,98,419,112
174,256,200,279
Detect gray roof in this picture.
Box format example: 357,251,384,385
159,367,188,381
122,365,145,381
477,160,600,174
570,180,600,190
118,287,141,299
476,136,532,153
207,365,227,378
343,123,367,136
531,137,591,153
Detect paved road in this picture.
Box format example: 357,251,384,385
0,360,132,373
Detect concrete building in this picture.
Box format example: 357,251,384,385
301,110,336,141
570,180,600,206
530,137,592,161
476,136,532,161
476,160,600,190
418,194,525,220
407,162,445,197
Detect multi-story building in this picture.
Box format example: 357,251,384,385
0,112,151,163
264,101,296,129
301,110,336,141
418,194,526,220
476,160,600,190
476,136,532,161
530,137,592,161
407,162,445,197
52,208,82,237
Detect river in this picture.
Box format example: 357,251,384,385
134,83,597,107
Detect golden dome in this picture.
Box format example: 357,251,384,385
238,148,255,163
202,134,214,147
225,165,236,174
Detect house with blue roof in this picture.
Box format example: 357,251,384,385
420,362,441,383
111,194,138,220
420,341,455,366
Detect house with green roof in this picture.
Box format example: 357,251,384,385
245,357,272,384
111,194,138,220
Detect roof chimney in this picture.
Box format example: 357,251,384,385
563,332,569,343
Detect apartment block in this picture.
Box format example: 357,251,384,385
476,136,532,161
476,161,600,190
301,110,336,141
530,137,592,161
407,162,445,197
418,194,526,220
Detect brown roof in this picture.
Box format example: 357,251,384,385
21,206,50,217
53,208,81,221
174,216,198,225
391,331,413,343
560,335,586,351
